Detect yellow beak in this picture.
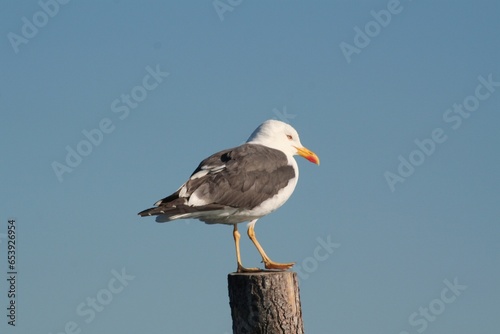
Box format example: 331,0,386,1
296,146,320,165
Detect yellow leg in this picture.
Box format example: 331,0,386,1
247,221,295,270
233,224,259,273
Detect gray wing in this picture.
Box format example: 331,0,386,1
138,144,295,219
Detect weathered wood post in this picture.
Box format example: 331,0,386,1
227,271,304,334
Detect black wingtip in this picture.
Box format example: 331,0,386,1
137,208,154,217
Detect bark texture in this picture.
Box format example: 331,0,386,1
228,271,304,334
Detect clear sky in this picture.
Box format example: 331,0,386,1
1,1,499,333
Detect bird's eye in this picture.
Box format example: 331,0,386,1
286,134,293,140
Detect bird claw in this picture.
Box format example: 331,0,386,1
236,265,262,273
235,261,295,273
264,261,295,270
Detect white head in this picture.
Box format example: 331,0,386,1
246,120,320,164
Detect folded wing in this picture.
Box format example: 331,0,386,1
137,143,295,223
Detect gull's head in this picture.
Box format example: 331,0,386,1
246,119,320,165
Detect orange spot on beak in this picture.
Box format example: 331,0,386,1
296,146,320,165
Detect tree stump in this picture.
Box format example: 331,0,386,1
227,271,304,334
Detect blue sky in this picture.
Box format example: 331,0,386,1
1,1,499,333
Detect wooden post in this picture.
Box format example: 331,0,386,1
227,271,304,334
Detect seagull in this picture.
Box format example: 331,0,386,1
138,119,320,272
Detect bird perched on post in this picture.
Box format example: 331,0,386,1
138,119,320,272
